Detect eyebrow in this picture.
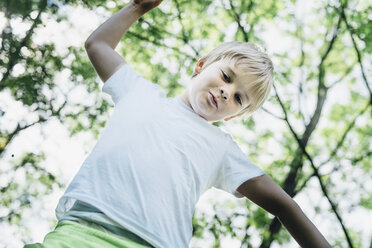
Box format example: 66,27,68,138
226,66,237,79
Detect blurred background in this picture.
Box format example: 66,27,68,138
0,0,371,247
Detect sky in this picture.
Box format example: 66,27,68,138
0,0,371,247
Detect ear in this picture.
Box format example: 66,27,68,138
224,115,237,121
194,57,206,75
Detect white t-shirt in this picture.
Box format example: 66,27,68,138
55,63,265,248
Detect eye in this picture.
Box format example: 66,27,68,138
235,94,242,105
221,70,241,105
221,70,231,83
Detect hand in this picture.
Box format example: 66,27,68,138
132,0,163,13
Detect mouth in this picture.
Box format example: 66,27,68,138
209,92,218,109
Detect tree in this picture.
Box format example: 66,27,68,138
1,0,371,247
0,0,111,244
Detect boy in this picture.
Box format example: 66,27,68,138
25,0,332,247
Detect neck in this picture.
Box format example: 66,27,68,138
179,91,191,109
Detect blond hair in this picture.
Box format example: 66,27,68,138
192,41,274,118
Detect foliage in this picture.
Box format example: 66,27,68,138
0,0,371,247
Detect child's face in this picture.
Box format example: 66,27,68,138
180,58,256,122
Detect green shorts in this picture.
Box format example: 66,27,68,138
24,220,152,248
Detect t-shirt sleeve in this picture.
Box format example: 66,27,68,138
213,135,266,198
102,63,163,105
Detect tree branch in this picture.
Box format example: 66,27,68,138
320,101,371,167
126,30,195,60
0,100,67,157
173,0,200,57
261,107,285,120
338,7,372,104
259,12,351,247
296,100,371,194
272,83,354,248
0,0,46,88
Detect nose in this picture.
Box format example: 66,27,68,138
220,87,231,102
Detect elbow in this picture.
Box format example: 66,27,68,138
85,32,99,50
84,40,102,55
84,37,100,51
84,39,94,51
84,40,109,53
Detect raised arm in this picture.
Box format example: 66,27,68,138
84,0,163,82
237,174,331,248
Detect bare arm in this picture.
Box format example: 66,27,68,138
237,174,331,248
84,0,163,82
